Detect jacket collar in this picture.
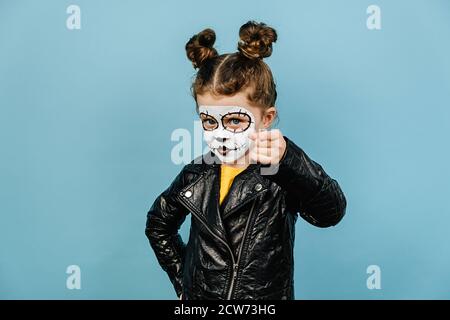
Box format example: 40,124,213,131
178,152,270,245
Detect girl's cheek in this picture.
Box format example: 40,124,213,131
256,116,268,131
253,120,262,131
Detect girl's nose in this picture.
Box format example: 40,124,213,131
216,137,227,143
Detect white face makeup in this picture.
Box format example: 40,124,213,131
198,105,256,163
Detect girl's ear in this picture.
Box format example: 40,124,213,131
262,107,277,128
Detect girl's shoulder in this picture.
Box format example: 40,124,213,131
176,152,218,186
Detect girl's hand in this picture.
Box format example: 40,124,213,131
249,129,287,165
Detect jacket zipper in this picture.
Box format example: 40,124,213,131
178,193,258,300
191,211,238,299
226,198,258,300
177,194,237,298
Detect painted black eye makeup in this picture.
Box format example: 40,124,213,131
199,109,254,133
200,112,219,130
221,111,252,133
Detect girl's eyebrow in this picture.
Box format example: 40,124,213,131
199,111,221,122
222,109,250,117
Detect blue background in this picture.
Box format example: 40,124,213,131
1,0,449,299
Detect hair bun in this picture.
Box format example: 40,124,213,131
237,21,277,60
185,28,219,69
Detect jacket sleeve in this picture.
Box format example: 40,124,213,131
145,168,189,297
265,136,347,228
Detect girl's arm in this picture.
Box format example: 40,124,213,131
265,135,347,227
145,169,189,298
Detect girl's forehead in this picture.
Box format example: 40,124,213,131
196,91,263,116
197,91,250,105
199,105,249,109
198,105,253,115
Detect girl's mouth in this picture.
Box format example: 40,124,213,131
217,146,238,155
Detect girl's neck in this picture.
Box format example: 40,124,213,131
221,161,249,169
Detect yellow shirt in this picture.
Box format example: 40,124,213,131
219,164,247,205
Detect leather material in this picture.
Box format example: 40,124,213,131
145,136,347,300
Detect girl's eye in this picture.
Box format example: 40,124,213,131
222,113,251,132
200,115,218,130
203,119,217,126
224,118,241,126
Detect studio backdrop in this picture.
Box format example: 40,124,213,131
1,0,449,299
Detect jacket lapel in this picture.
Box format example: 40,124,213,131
220,164,269,219
178,153,270,245
178,164,228,243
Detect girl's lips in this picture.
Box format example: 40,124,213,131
218,146,228,155
216,146,238,155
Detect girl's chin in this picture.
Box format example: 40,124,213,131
219,151,251,167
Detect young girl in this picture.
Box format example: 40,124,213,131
145,21,347,300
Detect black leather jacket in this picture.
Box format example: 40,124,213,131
145,136,347,300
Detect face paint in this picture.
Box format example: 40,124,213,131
198,105,256,163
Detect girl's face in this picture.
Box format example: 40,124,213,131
197,90,276,165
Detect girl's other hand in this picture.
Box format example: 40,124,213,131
249,129,286,165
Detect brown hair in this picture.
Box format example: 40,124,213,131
185,21,278,111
